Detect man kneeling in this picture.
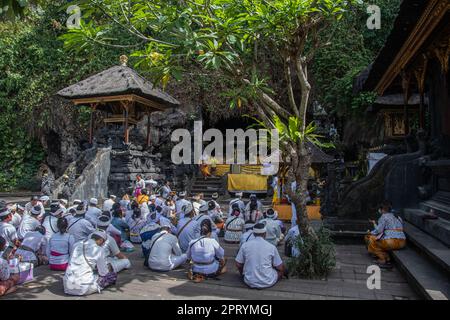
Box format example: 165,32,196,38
235,223,285,289
147,220,187,271
64,230,117,296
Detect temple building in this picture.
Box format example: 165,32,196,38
342,0,449,299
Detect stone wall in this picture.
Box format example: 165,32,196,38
70,147,112,201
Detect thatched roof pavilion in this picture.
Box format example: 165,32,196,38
58,55,180,145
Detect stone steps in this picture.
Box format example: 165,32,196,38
189,176,223,198
404,221,450,275
420,200,450,220
404,208,450,247
391,246,450,300
390,211,450,300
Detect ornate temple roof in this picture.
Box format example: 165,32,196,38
354,0,431,93
57,61,180,107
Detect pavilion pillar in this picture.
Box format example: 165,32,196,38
89,103,97,144
146,111,151,147
414,55,428,130
121,101,131,144
401,70,412,136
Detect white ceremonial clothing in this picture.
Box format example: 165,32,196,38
235,236,283,289
66,216,96,243
63,239,109,296
47,232,75,266
147,231,186,271
17,215,40,240
186,236,224,275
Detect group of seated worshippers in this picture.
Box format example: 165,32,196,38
0,195,132,296
128,188,294,288
0,183,308,296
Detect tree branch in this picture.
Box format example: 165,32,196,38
284,56,299,117
294,55,311,133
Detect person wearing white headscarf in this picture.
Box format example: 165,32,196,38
17,205,41,240
8,204,24,229
260,209,282,246
147,219,187,271
102,195,117,212
96,215,131,273
64,229,115,296
85,198,102,226
235,223,285,289
66,204,96,243
42,202,66,241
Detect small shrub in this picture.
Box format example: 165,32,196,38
287,227,336,279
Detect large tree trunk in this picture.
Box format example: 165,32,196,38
287,142,312,236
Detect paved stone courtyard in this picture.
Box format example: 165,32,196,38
3,241,417,300
0,194,418,300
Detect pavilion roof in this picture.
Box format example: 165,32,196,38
57,65,180,107
307,141,335,164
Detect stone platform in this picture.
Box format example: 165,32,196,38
3,241,417,300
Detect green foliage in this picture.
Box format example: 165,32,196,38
312,0,401,116
0,0,46,21
287,227,336,279
247,114,334,152
61,0,358,112
0,1,126,191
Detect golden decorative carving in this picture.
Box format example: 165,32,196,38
433,39,450,74
413,54,429,94
375,0,449,94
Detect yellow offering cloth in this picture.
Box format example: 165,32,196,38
227,174,268,192
273,204,322,221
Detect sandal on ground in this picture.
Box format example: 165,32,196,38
193,274,205,283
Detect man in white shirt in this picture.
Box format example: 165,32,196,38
229,192,245,216
193,203,219,242
186,219,225,279
8,204,24,229
17,206,41,240
67,205,96,243
240,221,255,247
0,207,19,248
102,195,117,212
63,230,114,296
260,209,282,246
24,196,45,217
67,199,82,213
161,180,172,199
210,193,222,215
147,219,186,271
176,203,197,253
42,202,66,241
85,198,102,226
235,223,285,289
15,226,48,265
96,215,131,273
175,191,190,219
285,224,301,257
